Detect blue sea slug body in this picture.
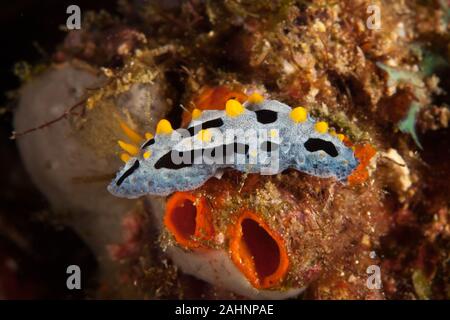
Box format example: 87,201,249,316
108,96,359,198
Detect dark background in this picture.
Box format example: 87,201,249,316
0,1,115,106
0,1,115,299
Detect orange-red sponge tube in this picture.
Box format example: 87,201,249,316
164,192,213,249
229,210,289,289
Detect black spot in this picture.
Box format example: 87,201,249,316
260,141,279,153
142,138,155,149
235,143,249,154
209,143,249,158
154,150,197,170
116,160,140,186
255,110,278,124
154,143,249,170
187,118,224,136
304,138,338,157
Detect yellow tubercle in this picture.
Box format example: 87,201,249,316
337,134,345,141
143,151,151,159
247,92,264,104
198,129,212,142
191,108,202,120
118,140,139,156
120,153,131,163
315,121,328,134
145,132,153,140
270,129,278,138
119,121,144,144
156,119,173,135
225,99,245,117
290,106,308,123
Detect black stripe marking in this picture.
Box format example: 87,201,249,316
154,151,196,170
116,160,140,186
261,141,279,153
154,143,249,170
142,138,155,149
255,110,278,124
304,138,338,157
187,118,224,136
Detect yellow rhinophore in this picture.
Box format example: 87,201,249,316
192,108,202,120
156,119,173,134
118,140,139,156
198,129,212,142
119,121,144,144
290,106,308,123
143,151,151,159
247,92,264,104
225,99,245,117
315,121,328,134
120,153,131,163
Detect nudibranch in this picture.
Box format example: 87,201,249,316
108,93,365,299
108,95,359,198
